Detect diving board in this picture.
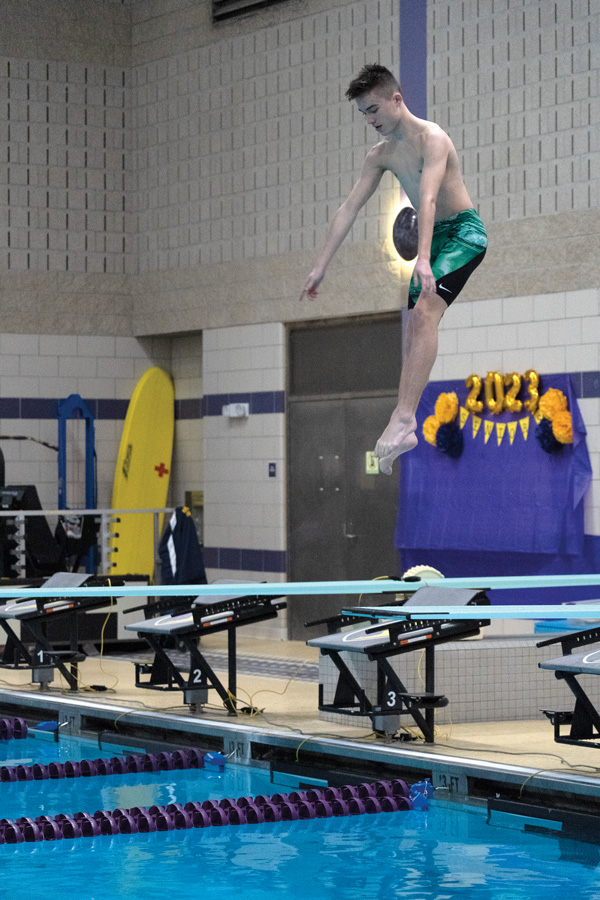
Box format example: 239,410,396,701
3,573,600,601
343,604,600,620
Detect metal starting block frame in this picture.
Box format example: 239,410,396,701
127,590,286,714
538,625,600,749
307,587,491,742
0,573,127,690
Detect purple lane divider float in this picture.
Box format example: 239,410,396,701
0,778,417,844
0,747,207,785
0,718,28,741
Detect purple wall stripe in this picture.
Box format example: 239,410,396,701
202,391,285,417
0,391,287,421
0,376,597,424
203,546,286,574
399,0,427,119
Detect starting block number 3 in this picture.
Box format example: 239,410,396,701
386,690,401,710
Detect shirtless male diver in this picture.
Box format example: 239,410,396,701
300,64,487,474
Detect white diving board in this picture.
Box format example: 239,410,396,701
2,573,600,601
343,604,600,620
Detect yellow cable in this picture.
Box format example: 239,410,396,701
54,578,119,693
95,580,120,690
356,575,396,607
57,663,109,694
240,659,309,704
210,657,313,718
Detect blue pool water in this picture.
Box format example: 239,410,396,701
0,757,275,822
2,731,600,900
3,802,600,900
0,731,140,767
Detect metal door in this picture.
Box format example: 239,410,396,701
287,395,400,640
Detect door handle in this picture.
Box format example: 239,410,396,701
343,524,357,539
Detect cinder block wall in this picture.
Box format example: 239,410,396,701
130,0,405,335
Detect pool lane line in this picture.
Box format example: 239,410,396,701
0,718,28,741
0,746,210,783
0,779,414,843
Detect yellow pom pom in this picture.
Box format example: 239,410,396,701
434,392,459,424
552,410,573,444
423,415,440,446
539,388,568,421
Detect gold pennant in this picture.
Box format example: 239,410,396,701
519,417,530,440
472,415,482,438
459,406,469,429
484,419,495,444
507,421,518,445
533,410,544,425
496,422,506,446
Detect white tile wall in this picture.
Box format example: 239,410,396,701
436,288,600,383
203,322,286,635
435,289,600,579
168,332,203,507
0,332,173,513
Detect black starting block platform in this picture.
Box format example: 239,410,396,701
538,625,600,749
0,571,129,690
307,586,490,742
125,585,285,714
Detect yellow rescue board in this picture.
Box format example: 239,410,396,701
109,367,175,579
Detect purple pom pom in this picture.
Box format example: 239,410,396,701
535,417,562,453
435,423,463,458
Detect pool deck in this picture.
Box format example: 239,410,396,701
0,632,599,803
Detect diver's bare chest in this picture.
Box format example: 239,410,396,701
383,146,424,183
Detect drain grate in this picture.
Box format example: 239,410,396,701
121,650,319,682
200,651,318,682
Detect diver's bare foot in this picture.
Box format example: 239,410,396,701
374,415,418,475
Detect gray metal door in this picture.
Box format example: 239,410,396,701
287,395,401,640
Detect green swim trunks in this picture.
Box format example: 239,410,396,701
408,208,487,309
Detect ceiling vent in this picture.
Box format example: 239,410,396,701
213,0,293,23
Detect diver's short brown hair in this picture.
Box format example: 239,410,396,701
345,64,402,101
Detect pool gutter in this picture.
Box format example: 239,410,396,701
0,688,599,804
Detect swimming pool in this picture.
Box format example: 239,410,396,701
1,726,600,900
3,797,600,900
